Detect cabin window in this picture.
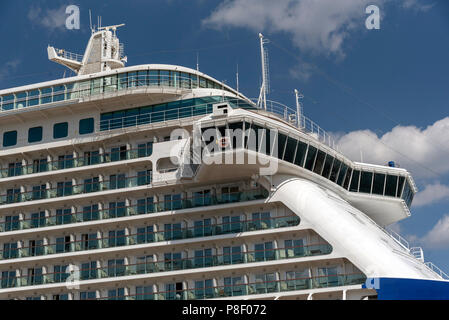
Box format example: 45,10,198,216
3,130,17,147
79,118,94,135
53,122,68,139
28,126,43,143
284,137,297,163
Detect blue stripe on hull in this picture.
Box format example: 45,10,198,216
363,278,449,300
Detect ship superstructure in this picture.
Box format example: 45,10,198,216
0,26,447,300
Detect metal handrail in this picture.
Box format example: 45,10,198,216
54,48,83,63
424,262,449,280
250,98,339,152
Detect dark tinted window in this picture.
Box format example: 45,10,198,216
359,171,373,193
337,164,348,186
313,150,326,175
329,159,342,182
343,168,352,190
277,133,287,159
304,145,317,171
294,141,307,167
350,170,360,192
53,122,68,139
385,175,398,197
283,137,297,163
397,176,405,197
322,155,334,179
28,127,43,143
372,173,386,195
3,131,17,147
79,118,94,135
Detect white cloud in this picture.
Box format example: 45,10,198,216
420,215,449,249
27,5,67,31
402,0,435,11
413,183,449,207
203,0,431,57
336,117,449,180
0,59,20,81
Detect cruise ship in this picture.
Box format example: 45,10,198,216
0,24,448,301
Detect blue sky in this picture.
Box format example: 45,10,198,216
1,0,449,269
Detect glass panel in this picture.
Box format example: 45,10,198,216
28,126,43,143
313,150,326,175
304,145,317,170
294,141,307,167
372,173,386,195
3,131,17,147
343,168,352,190
277,133,287,159
350,170,360,192
79,118,94,135
321,155,333,179
284,137,297,163
53,122,68,139
359,171,373,194
337,163,348,186
329,159,341,182
397,176,405,197
385,175,398,197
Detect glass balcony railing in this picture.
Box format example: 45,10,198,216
0,173,153,206
0,214,300,261
91,273,366,300
0,146,153,179
0,243,331,289
0,188,269,233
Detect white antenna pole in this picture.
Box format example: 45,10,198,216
236,63,239,93
259,33,267,110
294,89,303,128
196,52,199,72
258,33,270,111
89,10,93,33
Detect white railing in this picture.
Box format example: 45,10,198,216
410,247,424,262
384,227,449,280
250,99,339,152
424,262,449,280
383,227,410,251
54,48,84,62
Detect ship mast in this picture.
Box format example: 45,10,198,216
257,33,270,110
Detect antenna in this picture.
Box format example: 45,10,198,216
257,33,270,110
294,89,304,128
196,52,199,72
89,10,93,33
236,63,239,93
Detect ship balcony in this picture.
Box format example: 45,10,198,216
0,188,269,233
0,145,153,180
0,243,332,290
0,172,153,207
0,213,300,262
74,273,366,300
